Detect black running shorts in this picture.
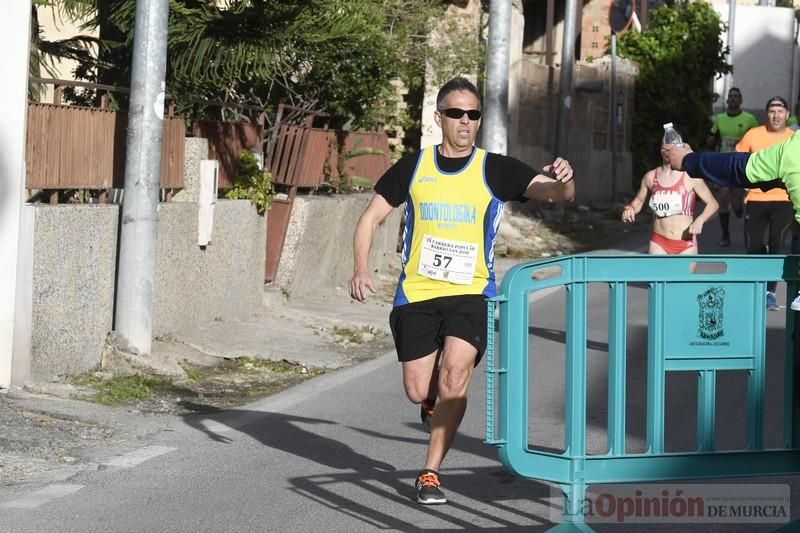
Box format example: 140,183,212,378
389,294,488,366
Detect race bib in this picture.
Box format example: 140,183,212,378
417,235,478,285
720,136,737,153
649,190,684,218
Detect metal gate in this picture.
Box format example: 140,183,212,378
486,254,800,530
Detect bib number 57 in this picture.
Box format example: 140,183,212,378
433,254,452,268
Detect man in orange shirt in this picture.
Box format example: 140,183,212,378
736,96,796,310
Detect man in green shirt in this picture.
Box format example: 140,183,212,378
706,87,759,247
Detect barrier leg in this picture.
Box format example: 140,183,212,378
773,302,800,532
547,483,594,532
793,308,800,447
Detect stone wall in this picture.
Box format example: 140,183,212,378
152,200,265,335
275,194,402,300
29,200,265,379
30,205,119,378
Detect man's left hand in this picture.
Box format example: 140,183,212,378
543,157,573,183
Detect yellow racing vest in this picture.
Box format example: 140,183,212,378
395,146,504,305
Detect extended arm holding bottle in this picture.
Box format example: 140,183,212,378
661,144,767,189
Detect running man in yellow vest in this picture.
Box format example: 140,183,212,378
349,77,574,505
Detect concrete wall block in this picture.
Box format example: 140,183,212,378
31,204,119,378
172,137,209,203
276,194,401,300
29,200,265,377
274,198,309,290
153,200,265,335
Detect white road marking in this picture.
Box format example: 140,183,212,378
102,445,177,468
2,483,83,509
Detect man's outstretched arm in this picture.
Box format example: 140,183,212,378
662,144,752,188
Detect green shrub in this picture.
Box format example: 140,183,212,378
225,150,275,214
616,1,731,185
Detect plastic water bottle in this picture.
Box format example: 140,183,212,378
663,122,683,147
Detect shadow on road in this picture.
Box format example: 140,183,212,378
287,465,554,532
182,409,395,472
180,406,559,531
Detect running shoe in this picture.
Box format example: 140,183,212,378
767,291,780,311
719,237,731,247
792,293,800,311
420,399,435,433
416,469,446,505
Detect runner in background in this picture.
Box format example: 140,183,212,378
622,149,717,257
706,87,759,247
736,96,795,310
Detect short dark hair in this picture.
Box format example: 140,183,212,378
728,87,742,97
436,77,481,110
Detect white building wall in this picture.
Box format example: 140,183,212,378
36,8,98,102
712,5,797,119
1,2,32,388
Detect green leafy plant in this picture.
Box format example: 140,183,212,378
615,1,731,184
72,374,177,406
225,150,275,214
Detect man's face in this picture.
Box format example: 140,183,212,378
766,104,789,132
727,90,742,111
434,90,481,150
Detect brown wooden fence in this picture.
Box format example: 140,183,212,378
192,121,264,189
24,87,390,284
264,125,390,281
26,103,185,190
268,125,390,187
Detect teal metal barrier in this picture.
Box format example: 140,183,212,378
485,254,800,530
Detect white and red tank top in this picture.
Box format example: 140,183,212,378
648,169,695,218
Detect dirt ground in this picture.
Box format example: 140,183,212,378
65,332,397,417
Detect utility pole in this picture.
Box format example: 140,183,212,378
483,0,512,155
115,0,169,356
555,0,579,156
610,32,618,203
723,0,736,101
